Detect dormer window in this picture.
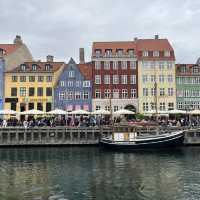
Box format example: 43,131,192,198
20,64,26,71
116,49,123,56
69,70,75,78
45,64,51,71
32,64,37,71
128,49,134,56
180,66,187,73
95,49,101,57
192,66,199,74
105,49,112,57
153,51,159,57
164,51,170,57
143,51,148,57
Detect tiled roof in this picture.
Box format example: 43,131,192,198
176,63,200,76
0,44,19,55
6,61,65,73
92,41,135,55
78,62,92,79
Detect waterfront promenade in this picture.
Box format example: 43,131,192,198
0,126,199,146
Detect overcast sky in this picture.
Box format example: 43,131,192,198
0,0,200,63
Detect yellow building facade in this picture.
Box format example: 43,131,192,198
136,36,176,113
4,59,64,112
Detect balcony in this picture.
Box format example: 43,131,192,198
92,53,136,59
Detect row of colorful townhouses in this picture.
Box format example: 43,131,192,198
0,35,199,114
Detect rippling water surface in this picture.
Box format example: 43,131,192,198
0,147,200,200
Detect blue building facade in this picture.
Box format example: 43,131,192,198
54,58,92,111
0,53,5,110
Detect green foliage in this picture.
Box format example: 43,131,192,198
135,113,145,120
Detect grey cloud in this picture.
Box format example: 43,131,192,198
0,0,200,63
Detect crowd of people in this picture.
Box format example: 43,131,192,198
0,115,200,128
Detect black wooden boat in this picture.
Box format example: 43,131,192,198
100,125,184,150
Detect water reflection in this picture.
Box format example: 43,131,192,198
0,147,199,199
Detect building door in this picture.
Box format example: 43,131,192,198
11,102,16,111
46,102,52,112
20,103,26,121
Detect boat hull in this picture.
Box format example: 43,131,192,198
100,131,184,150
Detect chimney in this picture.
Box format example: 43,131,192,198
14,35,23,45
79,48,85,64
155,35,159,40
46,55,54,62
134,37,138,42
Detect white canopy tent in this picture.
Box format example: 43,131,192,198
71,109,90,115
0,109,18,115
144,110,169,116
188,109,200,115
47,109,67,115
92,109,110,115
167,109,187,114
113,109,135,115
20,109,45,115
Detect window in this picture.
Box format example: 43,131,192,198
105,106,110,111
104,75,110,84
153,51,159,57
150,102,156,110
131,89,137,98
96,106,101,110
150,61,155,69
95,50,101,57
164,51,170,57
143,88,148,96
28,103,34,110
130,75,136,84
104,61,110,70
159,61,164,70
95,90,101,98
95,75,101,84
95,61,101,70
151,75,156,83
20,87,26,97
59,91,65,100
37,103,43,111
151,88,156,96
142,75,148,83
60,81,65,87
104,89,110,98
177,102,183,109
159,75,164,83
160,88,165,96
83,81,90,87
76,81,81,87
46,87,52,96
45,64,51,71
20,64,26,71
113,61,118,70
68,91,73,99
113,75,119,84
114,106,119,112
11,88,17,96
168,88,174,96
121,61,127,69
142,61,149,69
37,87,43,96
168,102,174,110
121,75,127,84
46,102,52,112
68,81,73,87
75,91,81,99
105,49,112,57
143,103,148,111
192,67,199,74
130,61,136,69
168,75,173,82
113,89,119,99
83,91,89,99
20,76,26,82
128,49,134,56
29,76,35,82
160,102,165,111
12,76,18,82
167,61,173,69
69,70,75,78
46,76,52,82
180,66,187,73
32,64,37,71
29,88,35,96
116,49,123,56
143,51,148,57
38,76,44,82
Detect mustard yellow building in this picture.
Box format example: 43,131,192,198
4,56,64,112
136,35,176,113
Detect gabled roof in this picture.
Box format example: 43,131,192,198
6,61,65,73
0,44,20,55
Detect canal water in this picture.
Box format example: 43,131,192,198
0,147,200,200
